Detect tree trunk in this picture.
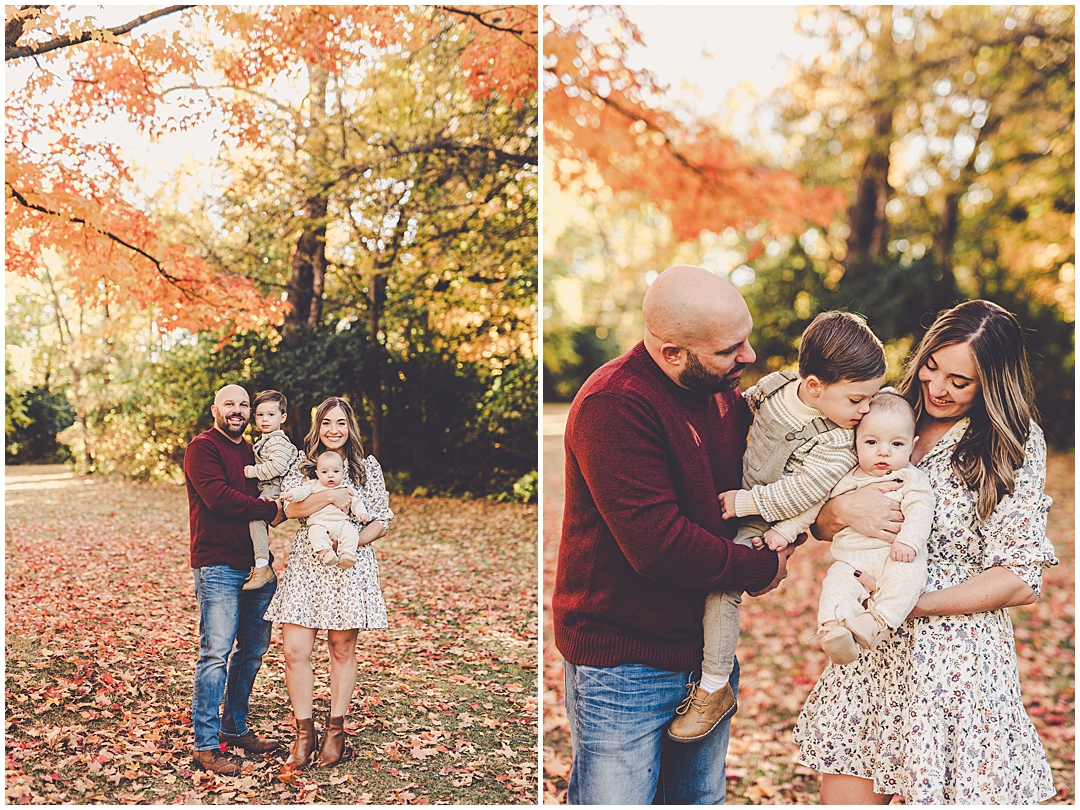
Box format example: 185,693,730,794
846,7,896,266
282,63,329,340
366,267,387,460
937,190,960,289
365,216,409,461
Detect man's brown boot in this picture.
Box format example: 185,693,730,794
666,682,736,742
218,730,279,754
192,748,240,776
241,565,275,591
284,718,318,770
317,715,347,766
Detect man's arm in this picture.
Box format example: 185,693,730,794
571,392,778,594
184,438,278,522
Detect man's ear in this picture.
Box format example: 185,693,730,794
659,343,684,367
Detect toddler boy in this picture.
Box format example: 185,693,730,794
241,390,298,591
282,450,369,569
668,311,885,742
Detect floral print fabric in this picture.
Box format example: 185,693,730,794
263,454,391,631
794,418,1058,804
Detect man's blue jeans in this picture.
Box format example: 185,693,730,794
564,659,739,805
192,565,276,751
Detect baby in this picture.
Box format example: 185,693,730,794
242,390,298,591
789,391,935,664
669,311,886,743
282,450,370,569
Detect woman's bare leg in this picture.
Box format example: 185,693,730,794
282,624,317,719
326,628,359,716
820,773,893,805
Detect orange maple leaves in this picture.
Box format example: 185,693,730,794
543,7,844,243
5,5,537,336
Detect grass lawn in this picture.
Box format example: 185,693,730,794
542,402,1074,804
6,464,538,804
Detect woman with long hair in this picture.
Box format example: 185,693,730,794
794,300,1058,804
263,397,392,769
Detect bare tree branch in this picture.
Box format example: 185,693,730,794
437,5,537,50
6,5,193,61
6,183,212,303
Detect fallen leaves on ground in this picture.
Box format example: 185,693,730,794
5,465,537,804
542,409,1073,805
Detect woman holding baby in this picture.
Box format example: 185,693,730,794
263,397,393,770
795,300,1058,803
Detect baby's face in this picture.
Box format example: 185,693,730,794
855,408,916,477
315,454,344,488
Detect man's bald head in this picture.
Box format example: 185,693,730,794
642,265,755,392
211,384,251,441
642,265,748,347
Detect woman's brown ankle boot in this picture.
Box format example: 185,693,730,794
285,717,317,769
317,716,347,766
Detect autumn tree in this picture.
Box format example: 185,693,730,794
543,6,844,246
772,5,1074,439
542,6,846,398
6,5,539,494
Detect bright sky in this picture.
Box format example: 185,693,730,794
623,5,823,148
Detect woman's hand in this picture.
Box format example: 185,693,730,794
812,481,904,542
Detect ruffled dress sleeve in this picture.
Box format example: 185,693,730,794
979,421,1058,596
361,455,394,530
281,452,306,492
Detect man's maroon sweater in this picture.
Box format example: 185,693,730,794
553,342,779,671
184,427,280,570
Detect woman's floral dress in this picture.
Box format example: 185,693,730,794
794,419,1058,804
263,455,391,631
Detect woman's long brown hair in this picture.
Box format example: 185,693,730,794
897,300,1036,523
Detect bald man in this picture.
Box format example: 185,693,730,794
553,265,795,804
184,384,285,775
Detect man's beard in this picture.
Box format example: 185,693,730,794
679,350,744,394
215,412,248,439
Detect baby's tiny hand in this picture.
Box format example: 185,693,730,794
762,528,790,552
280,491,295,503
890,542,916,563
354,508,370,523
244,465,256,478
719,490,739,519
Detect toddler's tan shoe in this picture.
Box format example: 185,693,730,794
241,565,276,591
336,553,356,569
666,682,736,742
844,611,888,650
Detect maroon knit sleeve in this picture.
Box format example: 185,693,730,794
184,435,278,521
572,392,777,593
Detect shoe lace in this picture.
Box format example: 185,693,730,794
674,682,699,716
